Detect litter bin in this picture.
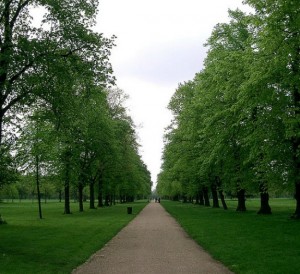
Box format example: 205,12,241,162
127,207,132,214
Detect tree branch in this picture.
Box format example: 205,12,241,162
8,59,34,86
10,0,31,30
2,84,33,114
0,0,13,24
60,45,88,57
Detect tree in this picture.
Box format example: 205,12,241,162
0,0,114,180
16,109,58,218
0,0,115,220
159,2,299,218
244,0,300,217
158,81,203,203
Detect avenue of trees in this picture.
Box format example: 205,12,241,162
157,0,300,218
0,0,151,220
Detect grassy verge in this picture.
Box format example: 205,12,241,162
162,199,300,274
0,200,147,274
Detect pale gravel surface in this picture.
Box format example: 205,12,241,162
72,202,233,274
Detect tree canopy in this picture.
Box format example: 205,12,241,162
157,0,300,217
0,0,152,220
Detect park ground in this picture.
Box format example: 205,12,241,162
0,198,299,273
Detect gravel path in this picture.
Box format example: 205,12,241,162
72,202,233,274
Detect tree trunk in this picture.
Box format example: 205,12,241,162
126,195,134,203
0,112,4,147
172,194,179,201
258,192,271,214
44,189,47,204
58,190,62,202
291,122,300,218
97,174,103,207
89,181,96,209
215,176,227,209
258,183,271,214
199,190,204,205
211,183,220,208
236,188,246,212
78,183,84,212
105,194,110,206
292,182,300,218
64,151,71,214
0,116,3,147
290,45,300,219
203,187,210,207
36,155,42,219
219,190,228,210
64,183,71,214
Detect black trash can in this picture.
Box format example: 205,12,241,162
127,207,132,214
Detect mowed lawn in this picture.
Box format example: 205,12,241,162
162,199,300,274
0,200,148,274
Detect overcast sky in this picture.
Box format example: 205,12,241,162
95,0,248,187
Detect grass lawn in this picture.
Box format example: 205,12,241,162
162,199,300,274
0,200,147,274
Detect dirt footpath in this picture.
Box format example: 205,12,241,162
72,202,233,274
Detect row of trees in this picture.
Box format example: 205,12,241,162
0,0,151,220
157,0,300,218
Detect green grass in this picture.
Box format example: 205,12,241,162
162,199,300,274
0,200,147,274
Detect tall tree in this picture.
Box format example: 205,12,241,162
0,0,114,183
244,0,300,217
16,109,57,219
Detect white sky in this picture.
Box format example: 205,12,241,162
95,0,248,187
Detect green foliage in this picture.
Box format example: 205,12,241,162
0,200,148,274
0,0,114,187
162,200,300,274
0,147,19,186
158,1,300,215
0,1,151,212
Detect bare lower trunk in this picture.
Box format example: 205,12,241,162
89,182,96,209
219,190,228,210
58,190,62,202
64,183,71,214
78,183,84,212
257,192,271,214
211,183,220,208
292,182,300,218
290,48,300,219
36,156,43,219
199,190,204,205
203,187,210,207
215,176,227,209
105,194,110,206
236,188,246,212
258,183,271,214
64,150,71,214
0,113,3,147
97,174,103,207
172,194,179,201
